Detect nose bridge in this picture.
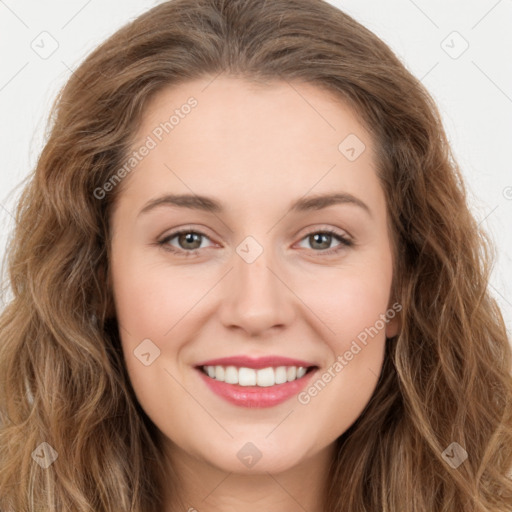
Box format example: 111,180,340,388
234,234,281,306
218,233,295,334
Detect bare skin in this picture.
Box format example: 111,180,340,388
109,76,399,511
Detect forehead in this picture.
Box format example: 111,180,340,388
114,76,383,219
135,76,373,158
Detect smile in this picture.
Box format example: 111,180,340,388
194,355,319,408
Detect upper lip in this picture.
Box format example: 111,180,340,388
195,355,318,369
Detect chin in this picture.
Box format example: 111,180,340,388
210,449,305,475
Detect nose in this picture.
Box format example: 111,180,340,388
217,244,296,337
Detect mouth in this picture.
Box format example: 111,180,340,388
197,364,317,386
193,356,319,408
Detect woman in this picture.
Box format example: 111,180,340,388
0,0,511,510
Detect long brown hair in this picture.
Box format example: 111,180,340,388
1,0,511,510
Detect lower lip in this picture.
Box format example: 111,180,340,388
195,367,317,408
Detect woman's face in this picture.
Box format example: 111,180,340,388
109,76,399,475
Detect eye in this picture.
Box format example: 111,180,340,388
296,228,353,256
156,227,353,257
157,229,214,256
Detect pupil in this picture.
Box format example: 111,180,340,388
312,233,330,250
181,232,201,249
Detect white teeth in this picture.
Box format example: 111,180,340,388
256,367,275,387
286,366,297,381
275,366,288,384
224,366,238,384
238,367,256,386
202,364,311,386
215,365,225,381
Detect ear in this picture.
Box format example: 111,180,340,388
385,315,400,338
385,301,402,339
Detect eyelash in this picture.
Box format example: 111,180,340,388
156,227,353,257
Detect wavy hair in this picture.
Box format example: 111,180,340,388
1,0,511,510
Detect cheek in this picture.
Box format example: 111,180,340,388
294,264,392,437
297,339,386,445
110,255,191,424
304,261,393,343
111,251,190,336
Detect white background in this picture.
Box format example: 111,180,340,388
0,0,511,335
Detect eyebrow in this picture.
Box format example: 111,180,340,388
138,192,372,217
